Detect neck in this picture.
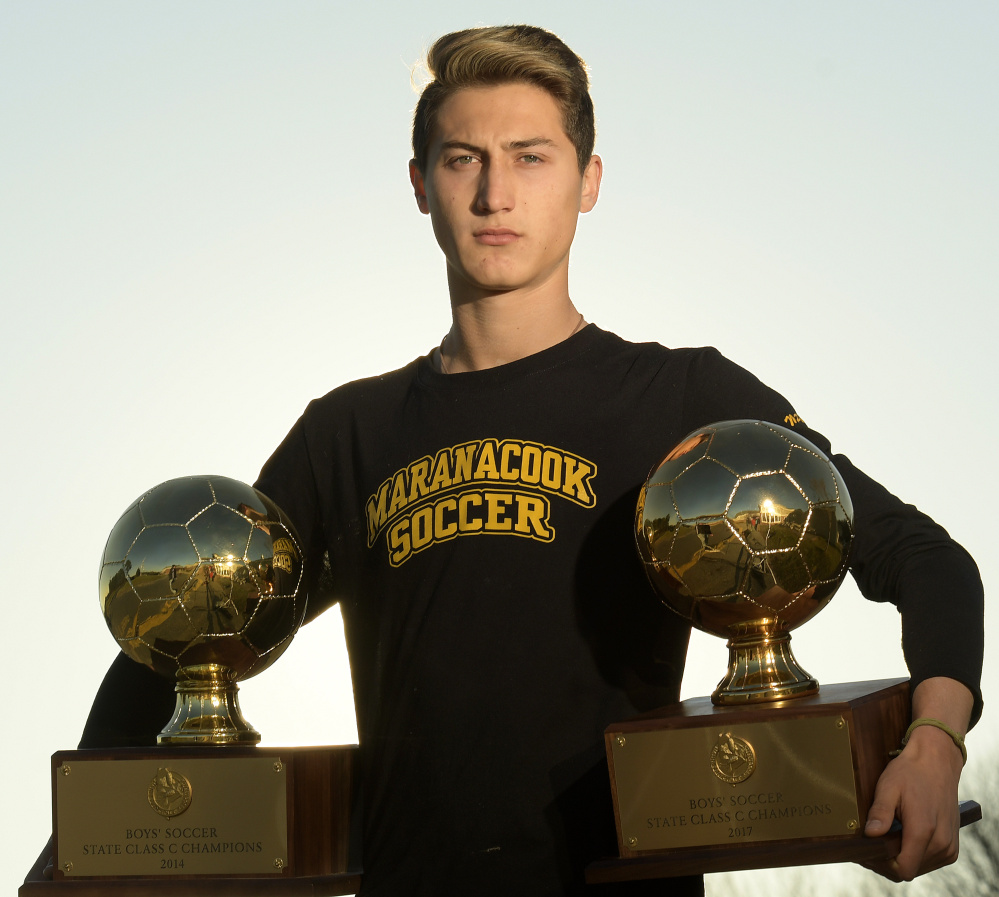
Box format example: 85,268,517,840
439,273,585,374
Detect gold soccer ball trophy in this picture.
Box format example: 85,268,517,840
636,419,854,705
99,475,306,744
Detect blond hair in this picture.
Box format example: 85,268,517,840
412,25,595,174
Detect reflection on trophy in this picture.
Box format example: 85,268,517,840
635,419,854,704
30,476,359,893
98,475,307,744
590,421,928,880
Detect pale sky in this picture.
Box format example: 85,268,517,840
3,3,996,894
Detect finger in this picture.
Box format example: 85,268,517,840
911,819,960,878
894,815,935,881
864,787,900,838
863,812,893,837
860,857,901,883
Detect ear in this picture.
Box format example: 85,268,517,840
579,154,603,213
409,159,430,215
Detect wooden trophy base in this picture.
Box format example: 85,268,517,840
586,801,982,881
589,678,936,881
20,744,360,896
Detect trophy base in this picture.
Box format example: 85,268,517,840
599,678,918,875
20,868,361,896
22,744,358,895
586,801,982,881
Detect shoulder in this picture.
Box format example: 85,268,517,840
301,356,426,423
586,326,721,370
258,355,429,486
599,331,759,388
596,332,802,432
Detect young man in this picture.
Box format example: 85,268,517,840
82,25,982,896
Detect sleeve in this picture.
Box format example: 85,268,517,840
254,407,338,623
78,652,176,748
681,348,985,727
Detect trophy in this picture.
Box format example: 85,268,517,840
589,420,977,881
28,476,358,894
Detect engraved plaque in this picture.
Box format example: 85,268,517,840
609,715,860,851
55,755,288,877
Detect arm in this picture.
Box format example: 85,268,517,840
255,408,338,623
79,652,176,748
679,349,984,879
863,676,973,881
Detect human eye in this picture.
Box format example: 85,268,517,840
519,153,542,165
447,154,479,168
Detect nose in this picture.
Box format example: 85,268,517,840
475,161,514,214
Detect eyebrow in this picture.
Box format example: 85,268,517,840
439,137,558,154
509,137,557,150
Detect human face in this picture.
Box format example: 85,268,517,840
409,82,601,300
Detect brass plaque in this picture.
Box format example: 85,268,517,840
609,715,860,852
55,756,288,876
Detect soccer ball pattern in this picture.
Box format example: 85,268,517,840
99,475,306,681
637,420,854,637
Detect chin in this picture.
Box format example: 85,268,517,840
461,270,528,293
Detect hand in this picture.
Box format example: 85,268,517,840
862,678,971,881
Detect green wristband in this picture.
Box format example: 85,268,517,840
895,717,968,764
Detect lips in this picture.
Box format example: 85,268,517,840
474,228,519,246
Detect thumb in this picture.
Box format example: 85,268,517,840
865,794,898,837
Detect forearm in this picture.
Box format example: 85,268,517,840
902,676,972,771
79,653,176,749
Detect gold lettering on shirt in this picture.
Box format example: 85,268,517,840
365,438,597,565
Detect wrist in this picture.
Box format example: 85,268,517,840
896,718,967,766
